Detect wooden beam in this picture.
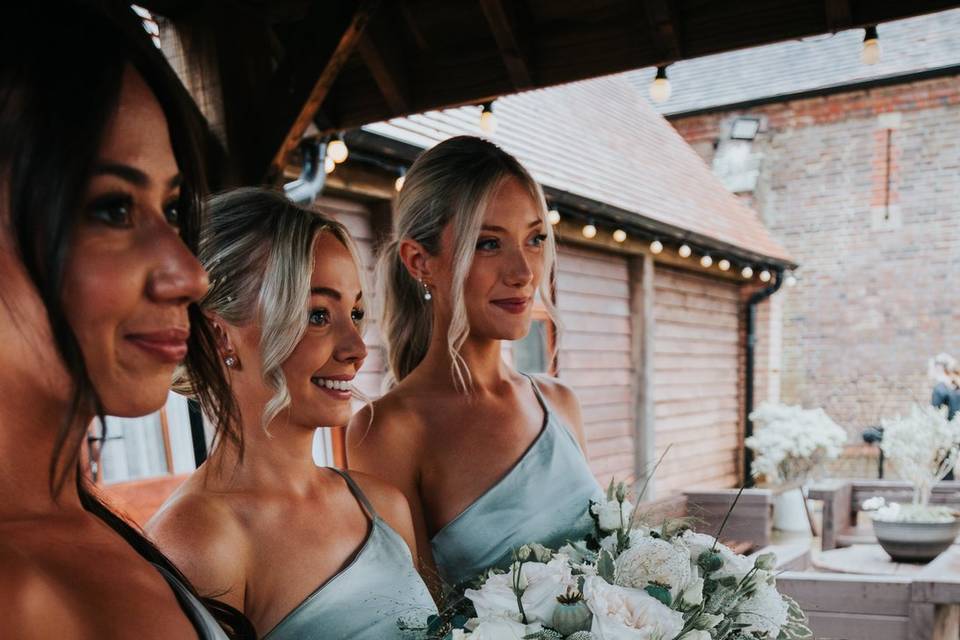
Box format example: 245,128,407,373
630,254,657,500
824,0,854,33
478,0,533,91
642,0,683,63
357,12,411,115
252,0,379,185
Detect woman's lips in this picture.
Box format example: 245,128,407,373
491,297,531,314
126,328,189,364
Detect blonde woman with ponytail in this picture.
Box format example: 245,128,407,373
348,136,603,590
146,188,435,639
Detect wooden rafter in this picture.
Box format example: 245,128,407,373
253,0,379,184
824,0,854,32
478,0,532,91
357,12,411,115
642,0,683,63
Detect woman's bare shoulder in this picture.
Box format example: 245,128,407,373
145,481,249,601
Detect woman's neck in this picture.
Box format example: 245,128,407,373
206,398,321,496
0,387,86,520
418,319,515,392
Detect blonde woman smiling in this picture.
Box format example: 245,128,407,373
147,188,435,639
348,136,603,590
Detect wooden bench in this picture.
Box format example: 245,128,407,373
809,479,960,550
639,488,775,554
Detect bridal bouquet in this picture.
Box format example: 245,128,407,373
412,482,810,640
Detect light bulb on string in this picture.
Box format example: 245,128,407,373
582,222,597,239
649,65,672,103
759,269,772,282
678,244,691,258
718,259,731,271
700,255,713,268
650,239,663,254
861,26,880,65
742,266,754,279
479,102,497,134
327,135,348,163
324,155,336,174
395,174,405,192
547,209,561,225
613,229,627,243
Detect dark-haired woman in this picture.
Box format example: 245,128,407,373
0,5,247,638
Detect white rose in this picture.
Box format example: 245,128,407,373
465,557,573,626
583,576,685,640
592,499,635,532
736,582,789,637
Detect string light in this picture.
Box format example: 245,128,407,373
678,244,691,258
480,101,497,134
700,255,713,268
759,269,772,282
718,259,731,271
582,222,597,239
649,65,672,103
324,155,336,174
613,229,627,243
547,209,561,225
861,26,880,65
742,266,754,279
650,240,663,254
327,135,348,163
395,173,405,192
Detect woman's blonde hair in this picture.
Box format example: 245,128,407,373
377,136,558,391
180,187,364,429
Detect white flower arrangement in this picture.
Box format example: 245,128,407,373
860,404,960,523
745,402,847,485
414,482,811,640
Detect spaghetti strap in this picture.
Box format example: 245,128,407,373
522,372,549,413
328,467,378,520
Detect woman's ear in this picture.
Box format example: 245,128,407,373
208,313,241,370
398,238,433,284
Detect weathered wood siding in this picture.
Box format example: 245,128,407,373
652,266,741,495
555,245,635,487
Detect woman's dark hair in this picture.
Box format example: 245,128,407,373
0,3,250,637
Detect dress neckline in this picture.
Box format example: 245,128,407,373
430,375,552,542
262,468,382,638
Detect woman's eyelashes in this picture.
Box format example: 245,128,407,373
85,191,183,230
86,192,134,227
476,237,500,252
475,231,546,253
308,307,365,327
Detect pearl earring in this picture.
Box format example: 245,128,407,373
420,279,432,301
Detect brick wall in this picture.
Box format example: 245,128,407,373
671,75,960,448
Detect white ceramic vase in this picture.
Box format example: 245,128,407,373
773,487,809,532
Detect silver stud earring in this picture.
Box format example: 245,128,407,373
420,279,432,301
224,355,237,368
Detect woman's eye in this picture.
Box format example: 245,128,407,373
163,199,181,227
476,237,500,251
530,233,547,247
308,309,330,326
86,194,134,227
351,308,365,324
